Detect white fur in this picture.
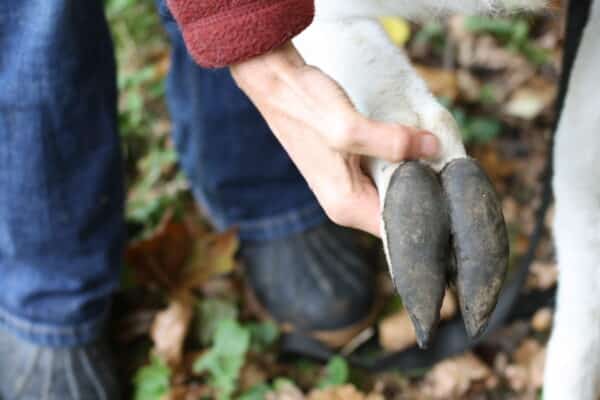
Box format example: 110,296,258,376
295,1,600,399
544,1,600,398
313,0,545,20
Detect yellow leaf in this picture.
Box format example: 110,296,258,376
380,17,411,47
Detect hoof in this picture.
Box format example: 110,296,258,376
383,161,450,348
441,158,509,338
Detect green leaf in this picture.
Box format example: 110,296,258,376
193,319,251,400
479,84,497,105
467,117,502,143
317,356,349,389
194,298,239,347
273,378,296,391
237,384,271,400
133,355,171,400
247,320,280,351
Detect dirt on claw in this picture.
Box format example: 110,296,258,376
441,158,509,339
383,161,450,348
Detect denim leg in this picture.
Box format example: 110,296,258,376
157,1,327,242
0,1,124,346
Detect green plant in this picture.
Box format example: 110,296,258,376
414,22,446,54
194,319,251,400
194,298,239,347
317,356,350,389
238,384,271,400
247,320,280,352
464,16,550,66
452,108,502,144
133,355,171,400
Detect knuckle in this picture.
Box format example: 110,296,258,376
390,130,412,161
330,120,360,151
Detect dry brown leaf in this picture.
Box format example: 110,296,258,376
531,308,553,333
415,65,459,101
504,339,546,393
379,310,416,352
267,382,305,400
126,211,238,293
423,352,492,399
239,362,268,392
162,384,211,400
504,79,556,120
180,229,238,289
151,292,193,366
526,261,558,291
473,146,518,183
308,385,383,400
379,291,456,352
440,290,458,320
457,69,483,102
126,213,193,290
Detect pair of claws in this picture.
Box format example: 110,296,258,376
381,158,508,348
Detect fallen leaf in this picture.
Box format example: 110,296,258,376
162,384,211,400
504,339,546,393
151,292,193,366
423,353,492,399
457,69,483,102
526,261,558,291
239,362,268,392
126,212,192,290
267,381,305,400
472,145,517,183
180,229,239,289
308,385,383,400
440,290,458,320
416,65,459,102
379,291,456,352
531,308,553,333
504,79,556,120
379,310,416,352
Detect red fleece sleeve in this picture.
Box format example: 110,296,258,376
167,0,315,68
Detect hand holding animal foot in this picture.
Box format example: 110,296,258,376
378,158,508,348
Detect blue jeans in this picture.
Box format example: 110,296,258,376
0,0,325,347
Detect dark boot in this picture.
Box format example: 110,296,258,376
242,222,376,346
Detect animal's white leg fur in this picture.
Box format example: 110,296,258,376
313,0,545,21
544,2,600,399
294,0,546,209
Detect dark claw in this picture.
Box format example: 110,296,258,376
441,158,509,339
383,161,450,348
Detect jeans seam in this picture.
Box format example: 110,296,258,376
235,203,325,229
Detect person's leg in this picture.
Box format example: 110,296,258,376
0,0,122,398
156,4,325,242
157,1,376,344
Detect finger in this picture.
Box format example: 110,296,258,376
347,183,382,238
329,115,440,163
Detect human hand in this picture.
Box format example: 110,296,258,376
230,42,439,237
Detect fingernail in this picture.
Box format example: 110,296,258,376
420,135,439,157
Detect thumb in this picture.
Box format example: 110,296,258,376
334,115,440,163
